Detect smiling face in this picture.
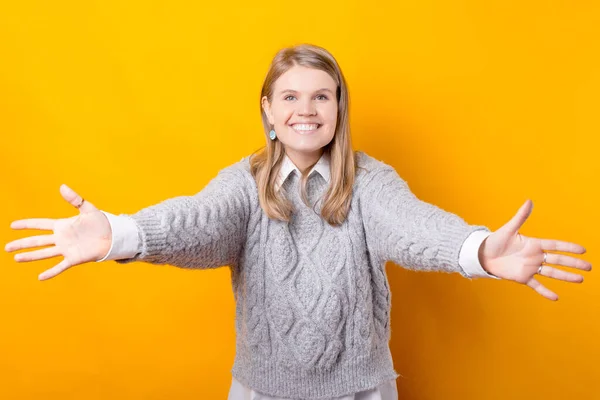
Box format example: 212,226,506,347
262,65,338,162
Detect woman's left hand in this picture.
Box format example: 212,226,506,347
479,199,592,301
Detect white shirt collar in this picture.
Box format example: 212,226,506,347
275,151,331,192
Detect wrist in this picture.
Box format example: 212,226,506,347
479,237,489,273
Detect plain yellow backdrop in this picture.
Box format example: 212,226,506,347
1,1,598,399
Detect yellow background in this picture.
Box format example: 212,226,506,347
1,0,598,398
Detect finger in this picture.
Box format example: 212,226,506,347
526,277,559,301
38,259,71,281
10,218,55,231
503,199,533,235
5,234,55,252
545,252,592,272
14,246,62,262
59,184,97,213
540,239,586,254
539,266,584,283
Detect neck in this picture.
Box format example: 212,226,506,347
285,148,324,175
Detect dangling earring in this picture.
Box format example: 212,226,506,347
269,127,277,140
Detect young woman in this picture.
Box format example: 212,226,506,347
5,44,591,400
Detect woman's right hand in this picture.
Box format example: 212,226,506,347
4,184,112,281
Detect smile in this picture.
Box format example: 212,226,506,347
290,123,321,134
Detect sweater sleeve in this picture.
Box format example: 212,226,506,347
360,166,492,279
112,165,250,269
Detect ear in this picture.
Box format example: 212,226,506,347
261,96,275,126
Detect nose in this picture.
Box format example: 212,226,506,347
297,98,316,116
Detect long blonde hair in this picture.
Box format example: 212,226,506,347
249,44,357,226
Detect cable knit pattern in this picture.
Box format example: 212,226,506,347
113,166,252,269
113,151,490,399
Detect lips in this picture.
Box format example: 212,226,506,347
290,123,321,134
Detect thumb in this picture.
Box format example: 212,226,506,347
501,199,533,235
59,184,98,213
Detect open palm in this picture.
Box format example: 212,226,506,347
5,184,112,281
479,199,592,301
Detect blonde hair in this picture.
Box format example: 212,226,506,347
249,44,357,226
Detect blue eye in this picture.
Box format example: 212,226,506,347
284,94,328,101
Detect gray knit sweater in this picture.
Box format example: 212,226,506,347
114,151,491,399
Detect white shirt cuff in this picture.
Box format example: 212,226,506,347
96,211,141,262
459,230,500,279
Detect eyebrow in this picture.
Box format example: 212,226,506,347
278,88,335,95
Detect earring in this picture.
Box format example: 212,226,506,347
269,128,277,140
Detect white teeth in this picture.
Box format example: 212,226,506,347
292,123,319,131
